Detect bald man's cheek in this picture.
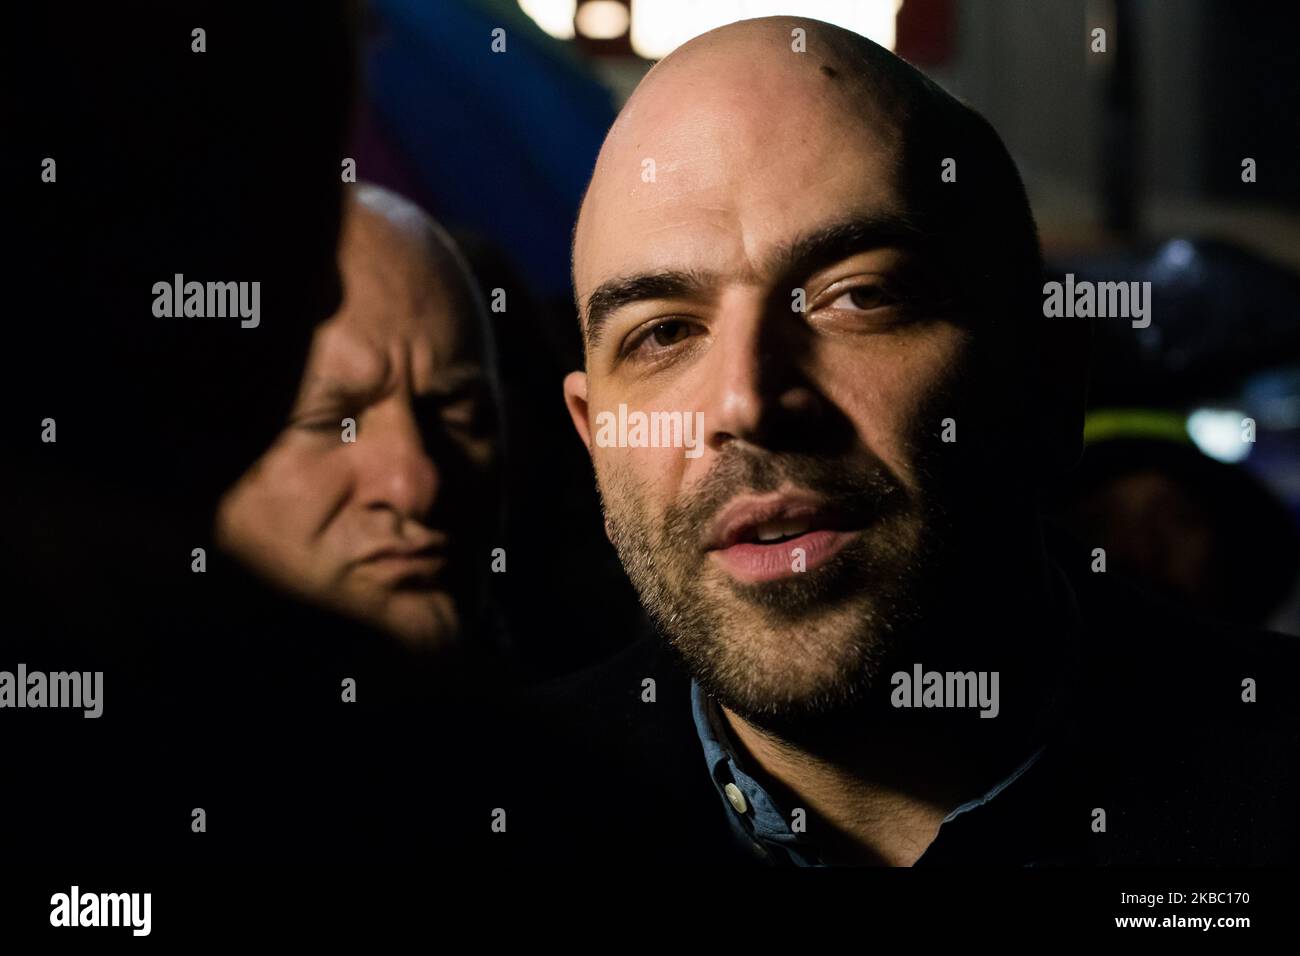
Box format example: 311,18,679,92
594,444,690,525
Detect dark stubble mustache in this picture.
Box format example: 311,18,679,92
662,447,909,579
600,444,922,638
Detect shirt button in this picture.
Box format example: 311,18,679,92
724,782,748,814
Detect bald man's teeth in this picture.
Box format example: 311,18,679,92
754,519,812,543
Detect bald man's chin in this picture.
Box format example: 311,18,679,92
361,590,463,651
683,591,892,711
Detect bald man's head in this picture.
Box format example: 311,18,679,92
562,18,1084,729
218,184,502,650
575,18,1043,350
346,183,498,374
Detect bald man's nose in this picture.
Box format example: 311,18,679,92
357,408,439,520
702,304,820,451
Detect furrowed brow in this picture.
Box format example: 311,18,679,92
583,270,715,351
426,362,488,394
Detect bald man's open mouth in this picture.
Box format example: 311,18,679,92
702,491,869,584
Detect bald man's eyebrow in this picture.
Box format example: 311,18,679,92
299,362,488,411
427,362,490,393
584,269,716,350
764,213,930,280
581,215,931,352
299,377,383,407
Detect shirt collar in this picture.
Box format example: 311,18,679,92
691,680,1050,866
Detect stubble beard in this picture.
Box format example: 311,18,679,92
599,446,955,734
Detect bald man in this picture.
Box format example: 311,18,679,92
217,184,502,649
527,18,1300,866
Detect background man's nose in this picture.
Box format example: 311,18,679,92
702,297,824,453
357,406,440,520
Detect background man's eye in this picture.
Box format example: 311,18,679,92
442,401,492,434
296,416,343,433
292,406,359,434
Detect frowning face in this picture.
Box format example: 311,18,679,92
218,198,500,648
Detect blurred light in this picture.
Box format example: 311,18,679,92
1084,408,1189,447
1243,365,1300,429
630,0,903,60
1187,408,1253,463
1161,238,1196,269
519,0,577,40
577,1,630,39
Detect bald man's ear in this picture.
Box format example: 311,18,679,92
564,370,594,457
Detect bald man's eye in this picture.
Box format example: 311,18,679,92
441,398,495,438
623,318,702,361
293,412,347,433
291,402,364,436
826,283,898,312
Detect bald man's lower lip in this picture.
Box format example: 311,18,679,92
708,529,856,584
359,552,449,583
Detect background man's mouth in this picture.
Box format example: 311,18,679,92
359,550,449,585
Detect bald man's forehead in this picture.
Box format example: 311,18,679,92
325,213,487,385
574,44,906,312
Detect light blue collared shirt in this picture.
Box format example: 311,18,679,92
690,681,1048,866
